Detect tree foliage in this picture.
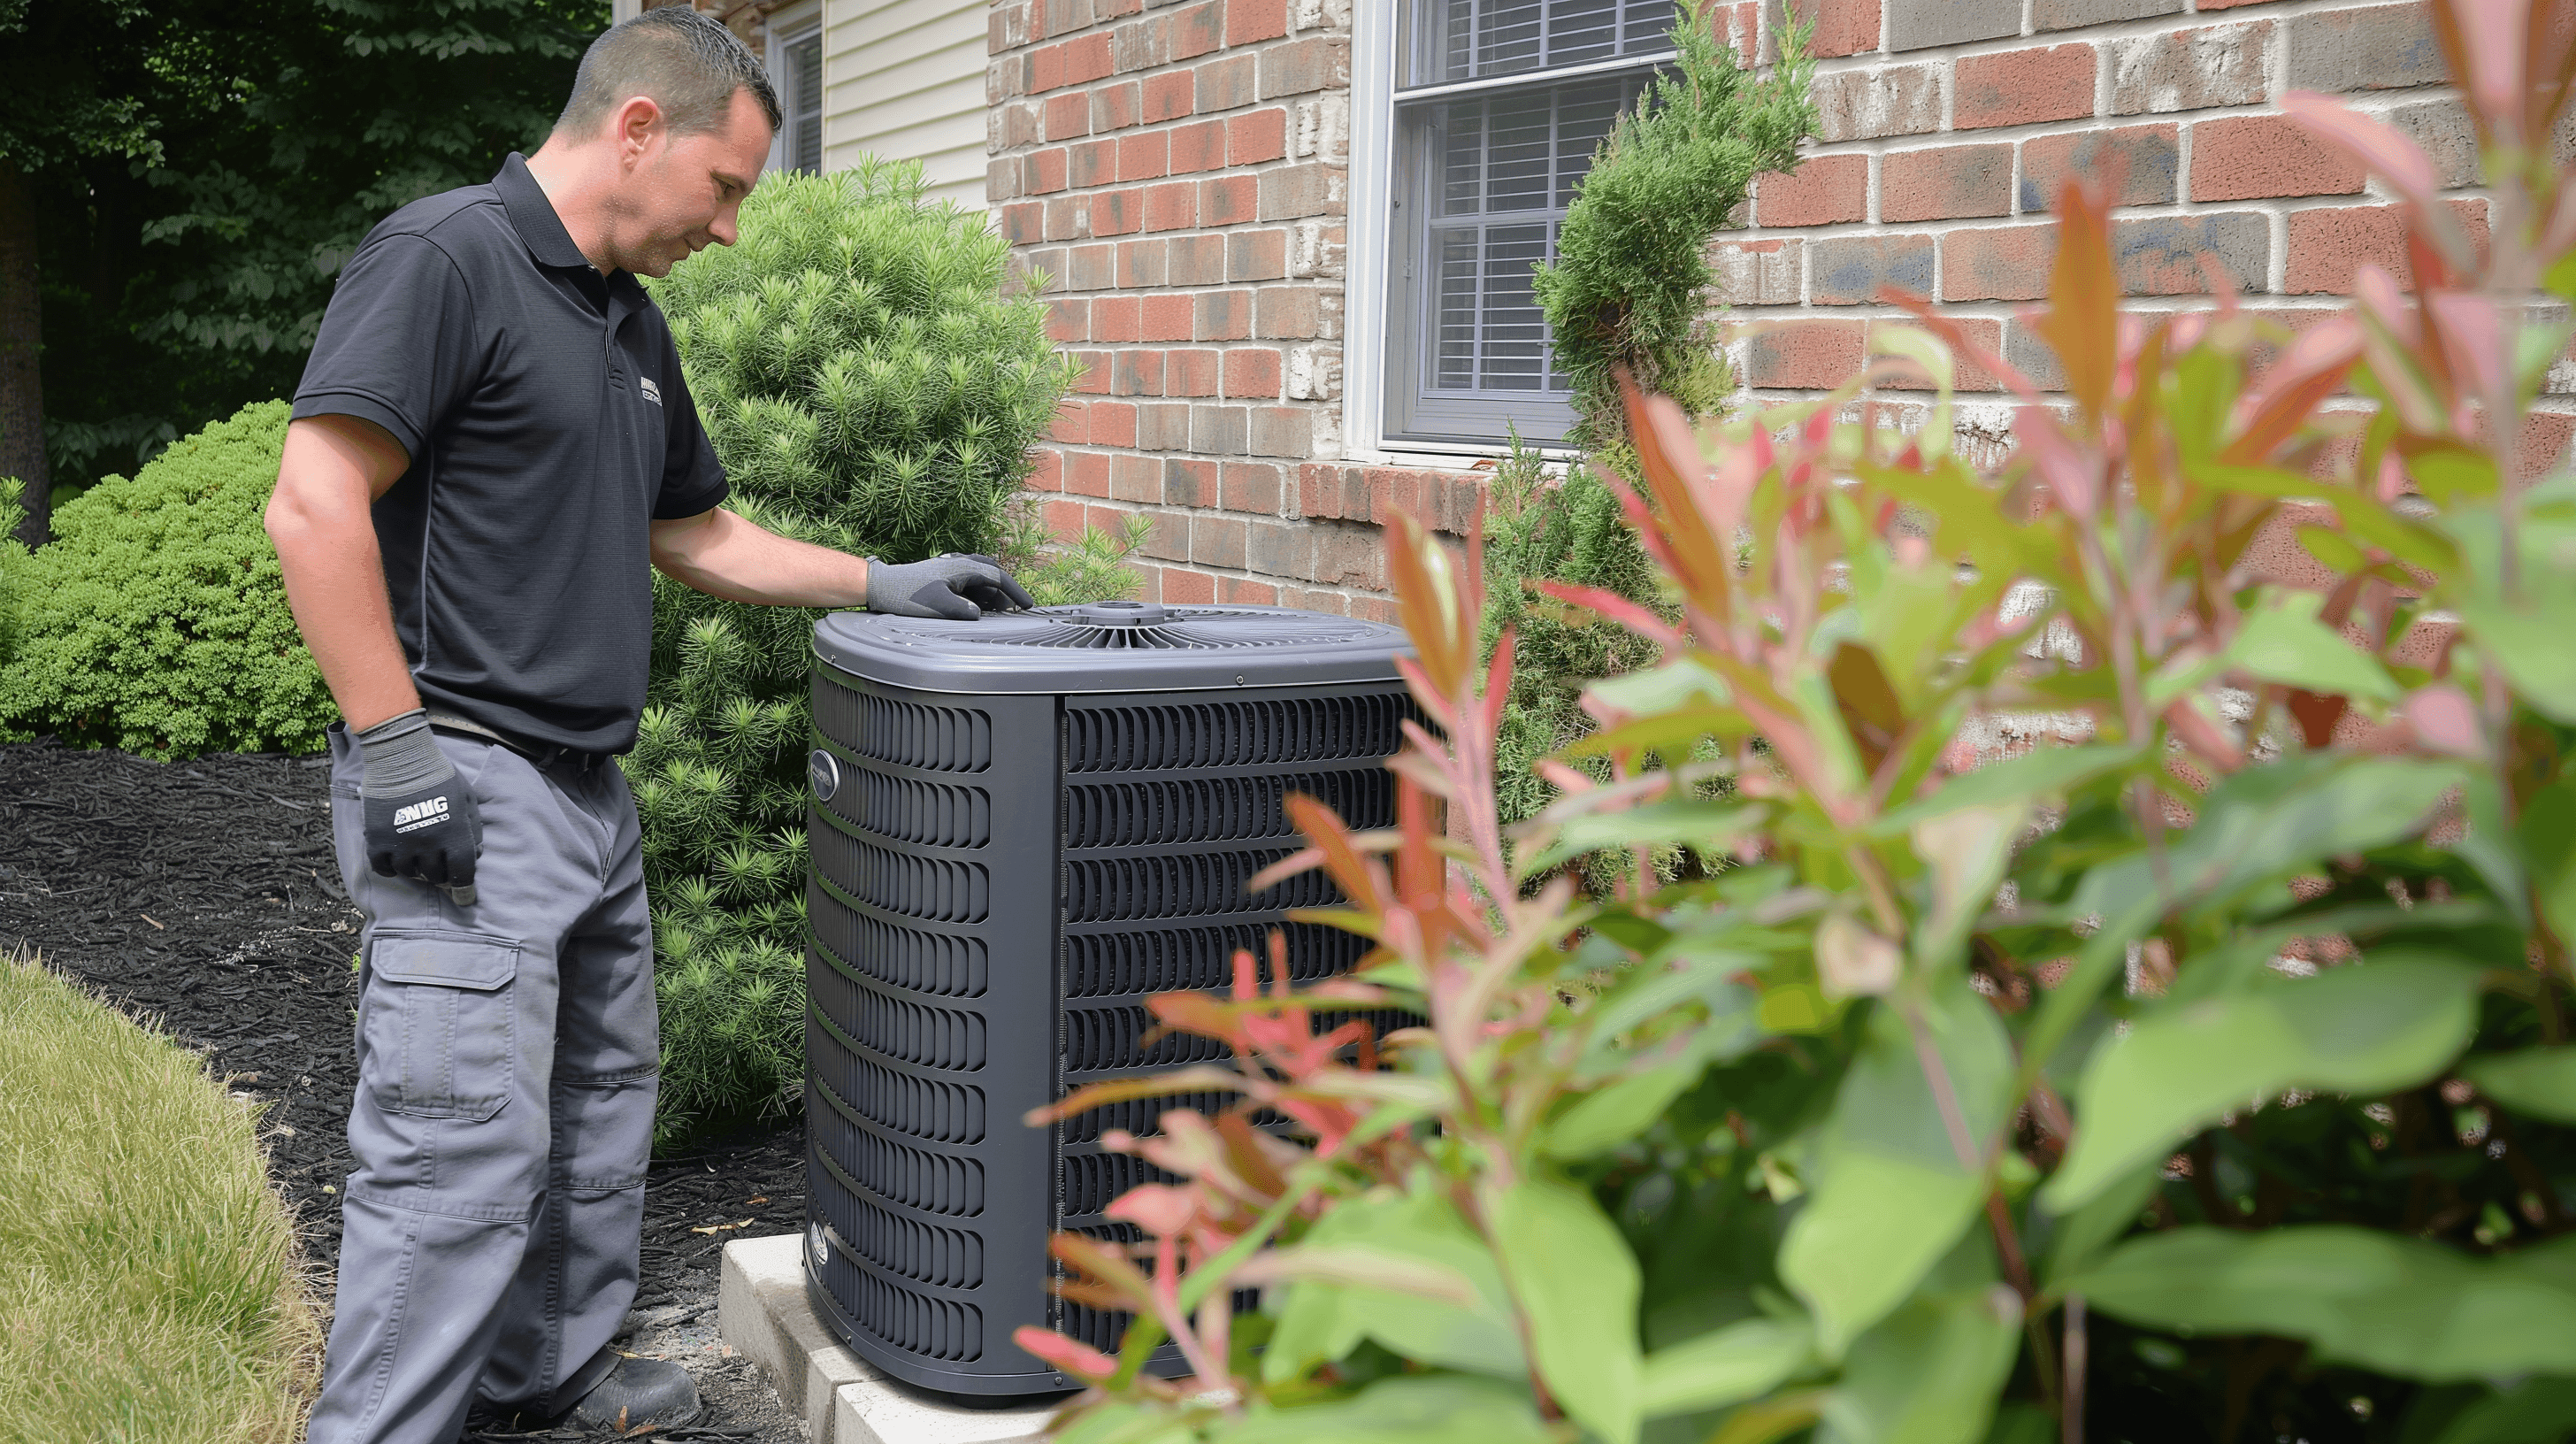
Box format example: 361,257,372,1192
0,401,331,756
19,0,602,495
1012,11,2576,1440
632,163,1081,1147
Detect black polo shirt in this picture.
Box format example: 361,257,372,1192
293,152,728,755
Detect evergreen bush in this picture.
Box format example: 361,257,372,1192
0,479,27,668
1486,12,1814,837
0,402,333,757
635,161,1081,1145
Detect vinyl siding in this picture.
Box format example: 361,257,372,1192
822,0,990,209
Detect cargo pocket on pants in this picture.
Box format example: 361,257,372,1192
363,930,521,1120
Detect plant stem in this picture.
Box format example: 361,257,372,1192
2062,1294,2088,1444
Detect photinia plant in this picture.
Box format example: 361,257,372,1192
1015,3,2576,1439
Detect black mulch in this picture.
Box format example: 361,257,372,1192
0,740,811,1439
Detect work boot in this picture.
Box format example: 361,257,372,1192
564,1354,702,1433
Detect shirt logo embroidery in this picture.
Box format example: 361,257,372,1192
640,376,663,406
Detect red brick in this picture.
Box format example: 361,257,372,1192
1145,180,1198,231
1092,81,1142,134
1138,403,1190,449
1196,290,1254,341
1752,154,1868,227
1067,450,1112,496
1955,44,2097,130
1112,453,1161,502
1049,401,1088,444
1168,234,1226,285
2020,124,2179,210
1770,0,1881,58
1117,132,1169,181
1064,243,1115,291
2283,199,2491,295
1027,147,1068,195
1226,0,1287,45
1142,293,1194,342
1116,238,1166,288
1028,40,1067,94
1870,318,2005,393
1257,165,1338,220
1113,350,1166,396
1000,201,1044,244
1043,196,1085,242
1192,514,1248,567
1171,0,1223,60
2191,115,2367,203
2113,213,2270,295
1255,288,1318,339
1040,497,1081,537
1092,187,1144,236
1168,349,1221,396
1169,119,1224,173
1161,567,1218,604
1250,406,1314,458
1220,576,1282,605
1068,139,1115,189
1812,234,1933,304
1201,173,1261,227
1881,144,2012,222
1746,319,1868,389
2517,411,2576,484
1142,70,1194,124
1229,228,1288,282
1045,92,1090,141
1165,457,1218,507
1942,225,2058,303
1045,297,1087,343
1224,347,1284,397
1259,35,1349,99
1222,461,1282,514
1715,238,1801,306
1030,452,1067,496
1093,295,1143,342
1199,54,1259,113
1064,34,1113,87
1229,108,1289,165
1089,401,1140,447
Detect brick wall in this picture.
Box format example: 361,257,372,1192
1720,0,2576,471
991,0,2576,615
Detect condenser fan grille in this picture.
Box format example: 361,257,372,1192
878,603,1381,653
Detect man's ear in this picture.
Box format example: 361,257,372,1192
614,94,666,163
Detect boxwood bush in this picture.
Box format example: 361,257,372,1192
0,402,334,757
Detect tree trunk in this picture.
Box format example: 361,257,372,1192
0,154,50,547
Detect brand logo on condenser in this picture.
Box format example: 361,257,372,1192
392,795,451,833
640,376,663,406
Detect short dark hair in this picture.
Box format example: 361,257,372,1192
554,6,783,143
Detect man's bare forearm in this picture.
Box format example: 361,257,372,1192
648,506,870,607
265,417,418,732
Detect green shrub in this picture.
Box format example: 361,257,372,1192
0,402,333,757
634,161,1081,1146
0,950,321,1439
0,477,27,668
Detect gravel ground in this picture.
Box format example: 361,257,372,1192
1,740,812,1441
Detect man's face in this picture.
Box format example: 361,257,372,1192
617,88,772,277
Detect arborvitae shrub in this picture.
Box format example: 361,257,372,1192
0,402,334,757
0,479,27,668
636,161,1079,1146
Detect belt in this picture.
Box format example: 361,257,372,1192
426,713,614,773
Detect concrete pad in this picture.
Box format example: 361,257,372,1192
720,1233,1070,1444
833,1376,1062,1444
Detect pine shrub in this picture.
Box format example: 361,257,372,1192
635,161,1081,1146
0,402,334,757
0,479,27,669
1485,14,1814,834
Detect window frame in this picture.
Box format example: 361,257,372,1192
1346,3,1676,462
763,0,825,178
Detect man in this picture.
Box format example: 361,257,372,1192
264,10,1032,1441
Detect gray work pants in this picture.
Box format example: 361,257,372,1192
307,725,660,1444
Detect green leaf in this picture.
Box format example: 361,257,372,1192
1224,1376,1555,1444
1817,1284,2022,1444
1262,1189,1525,1383
2515,777,2576,949
2223,589,2401,702
2463,1047,2576,1125
2069,755,2461,920
1780,981,2013,1356
1492,1172,1645,1444
1909,799,2028,965
2456,598,2576,724
1639,1317,1813,1418
2040,1161,2161,1284
1523,799,1766,875
1873,744,2141,838
2425,1376,2576,1444
2045,956,2480,1210
1545,1060,1711,1160
2066,1227,2576,1381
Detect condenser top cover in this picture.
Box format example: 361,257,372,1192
812,602,1411,695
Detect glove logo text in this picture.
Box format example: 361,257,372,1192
392,795,451,833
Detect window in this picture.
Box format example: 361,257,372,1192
770,20,825,176
1380,1,1675,448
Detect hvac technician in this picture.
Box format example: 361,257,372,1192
264,10,1033,1442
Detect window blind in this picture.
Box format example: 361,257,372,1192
788,33,824,174
1422,0,1676,85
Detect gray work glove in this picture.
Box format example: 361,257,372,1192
865,553,1038,620
356,709,483,904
